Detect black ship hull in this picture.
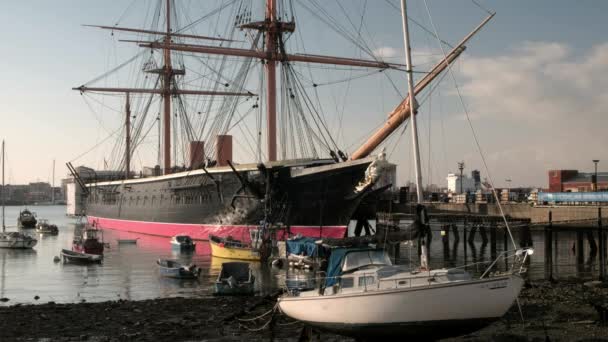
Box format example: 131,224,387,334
85,158,380,241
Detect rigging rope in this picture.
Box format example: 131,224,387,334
421,0,516,250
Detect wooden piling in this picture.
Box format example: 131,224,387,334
468,225,477,244
545,211,554,281
463,224,468,266
451,224,459,241
576,230,585,277
599,207,606,281
490,222,497,261
480,225,488,244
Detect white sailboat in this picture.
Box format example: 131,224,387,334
277,2,532,338
0,140,38,249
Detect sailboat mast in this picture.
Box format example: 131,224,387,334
52,159,55,204
265,0,277,162
400,0,423,204
125,92,131,179
1,140,5,232
163,0,173,174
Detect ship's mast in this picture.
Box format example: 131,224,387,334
265,0,278,161
139,3,406,162
52,159,55,204
163,0,173,173
140,5,492,164
76,2,252,177
1,140,5,232
125,92,131,179
400,0,423,203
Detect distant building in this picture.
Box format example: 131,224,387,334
446,171,479,194
0,182,59,205
548,170,608,192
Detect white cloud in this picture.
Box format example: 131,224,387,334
450,41,608,186
373,46,400,59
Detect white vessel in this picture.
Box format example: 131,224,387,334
0,140,38,249
278,247,530,338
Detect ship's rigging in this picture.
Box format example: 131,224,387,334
73,0,492,183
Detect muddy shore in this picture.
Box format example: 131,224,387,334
0,280,607,341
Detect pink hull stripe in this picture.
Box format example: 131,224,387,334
87,216,346,242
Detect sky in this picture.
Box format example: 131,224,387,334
0,0,607,189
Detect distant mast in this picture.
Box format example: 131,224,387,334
162,0,172,173
2,140,5,232
51,159,55,205
399,0,423,203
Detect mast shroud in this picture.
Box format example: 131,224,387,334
400,0,423,203
350,13,494,160
1,140,4,231
125,93,131,180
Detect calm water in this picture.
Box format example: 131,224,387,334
0,205,284,305
0,206,605,305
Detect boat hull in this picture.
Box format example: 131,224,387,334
157,260,201,279
210,240,260,261
61,249,103,263
0,239,37,249
278,275,523,339
88,216,346,242
18,219,37,229
84,159,376,241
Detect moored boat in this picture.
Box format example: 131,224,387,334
209,235,260,261
214,262,255,296
1,141,37,249
277,247,532,339
170,235,196,250
36,219,59,235
17,209,37,229
73,226,104,255
0,232,38,249
61,248,103,264
157,259,201,279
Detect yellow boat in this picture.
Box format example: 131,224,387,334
209,235,260,261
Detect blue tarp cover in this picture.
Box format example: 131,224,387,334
286,237,318,256
325,247,376,288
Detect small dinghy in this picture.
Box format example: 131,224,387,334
36,219,59,235
170,235,196,250
157,259,201,279
61,249,103,264
214,262,255,296
209,235,260,261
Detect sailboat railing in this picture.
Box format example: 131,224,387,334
286,248,532,295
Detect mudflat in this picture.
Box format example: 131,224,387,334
0,280,607,341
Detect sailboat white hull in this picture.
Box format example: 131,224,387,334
0,236,38,249
278,274,523,338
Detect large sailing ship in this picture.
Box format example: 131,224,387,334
73,1,476,242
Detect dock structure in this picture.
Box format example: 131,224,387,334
372,207,607,281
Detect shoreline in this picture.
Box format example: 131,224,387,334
0,280,606,341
